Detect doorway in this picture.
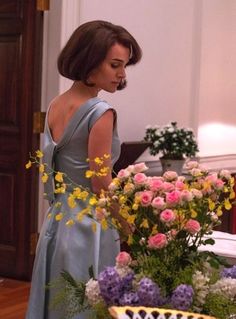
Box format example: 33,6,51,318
0,0,43,280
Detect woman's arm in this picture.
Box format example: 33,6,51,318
88,109,114,194
88,110,132,236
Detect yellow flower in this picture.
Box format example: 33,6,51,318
151,225,158,235
111,218,120,228
80,191,89,201
101,219,108,230
127,235,133,245
208,199,215,211
140,219,149,228
54,184,66,194
47,213,52,219
67,194,76,208
73,187,81,198
112,178,120,186
55,201,62,208
76,212,84,222
230,190,235,200
76,207,90,222
66,219,75,227
36,150,43,158
89,197,97,206
224,198,232,210
55,172,64,182
216,206,223,216
94,157,103,166
190,209,198,218
91,222,97,232
103,154,110,159
85,170,95,178
55,212,64,221
41,173,49,183
25,160,32,169
39,164,45,173
132,203,139,211
98,167,110,176
127,214,136,224
119,195,127,205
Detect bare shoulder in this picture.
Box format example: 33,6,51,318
47,94,66,124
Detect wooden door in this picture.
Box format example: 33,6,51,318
0,0,43,280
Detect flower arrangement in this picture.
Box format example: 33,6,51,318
144,122,199,159
26,152,236,319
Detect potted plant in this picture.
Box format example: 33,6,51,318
144,121,199,174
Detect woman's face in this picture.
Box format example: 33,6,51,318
89,43,130,93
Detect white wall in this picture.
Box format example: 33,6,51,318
79,0,197,142
198,0,236,155
46,0,236,157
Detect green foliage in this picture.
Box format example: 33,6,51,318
89,302,112,319
203,293,236,319
134,253,199,295
144,122,199,159
46,270,90,319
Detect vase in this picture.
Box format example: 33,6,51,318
160,158,185,175
109,306,216,319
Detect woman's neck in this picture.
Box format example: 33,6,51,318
70,81,101,99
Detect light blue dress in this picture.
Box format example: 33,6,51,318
26,97,121,319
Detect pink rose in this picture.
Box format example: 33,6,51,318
166,190,181,206
180,190,193,202
151,196,166,209
184,219,201,235
185,161,199,170
116,251,132,267
163,171,178,181
162,182,175,192
191,188,203,199
190,168,202,177
147,177,164,192
148,233,167,249
140,191,153,207
175,180,185,190
160,209,175,224
133,173,147,185
214,179,224,190
117,169,130,180
133,162,148,173
219,169,231,180
206,173,218,183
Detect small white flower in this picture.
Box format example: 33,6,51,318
85,279,103,305
210,278,236,300
192,271,210,309
116,265,133,278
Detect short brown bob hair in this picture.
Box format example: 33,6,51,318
57,20,142,90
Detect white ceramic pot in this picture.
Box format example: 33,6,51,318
109,306,216,319
160,158,185,175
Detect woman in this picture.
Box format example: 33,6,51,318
26,20,142,318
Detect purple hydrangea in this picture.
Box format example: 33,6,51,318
170,284,194,311
119,292,140,306
221,265,236,279
98,267,123,305
137,277,165,307
121,271,135,292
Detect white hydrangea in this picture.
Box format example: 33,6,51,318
210,278,236,300
85,278,103,305
192,270,210,311
115,265,132,278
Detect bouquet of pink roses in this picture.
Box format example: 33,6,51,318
80,161,236,318
27,153,236,318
